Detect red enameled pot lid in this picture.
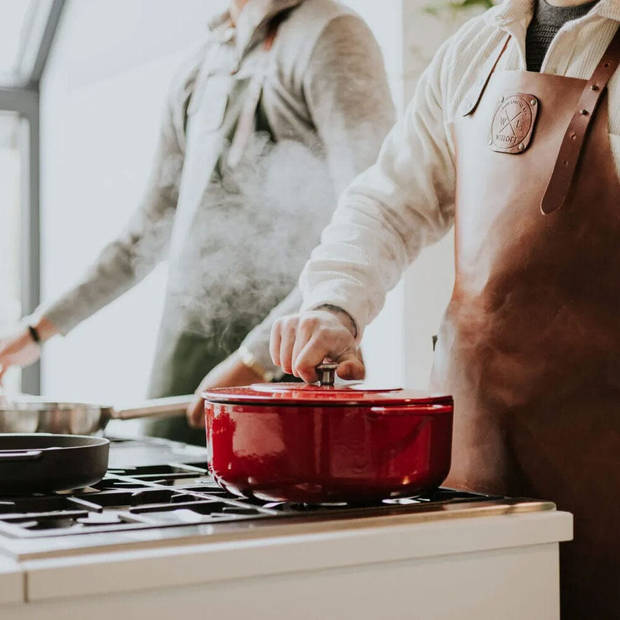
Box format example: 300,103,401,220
202,382,453,407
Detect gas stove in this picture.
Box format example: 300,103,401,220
0,436,554,561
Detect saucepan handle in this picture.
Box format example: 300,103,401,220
110,395,194,420
0,450,43,461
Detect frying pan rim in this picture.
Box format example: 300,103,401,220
0,433,110,450
0,401,112,413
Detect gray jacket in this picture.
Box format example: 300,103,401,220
40,0,395,378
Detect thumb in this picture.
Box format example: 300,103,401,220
336,349,365,381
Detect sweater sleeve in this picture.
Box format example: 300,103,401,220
302,14,396,195
38,68,191,336
299,35,457,336
240,13,396,373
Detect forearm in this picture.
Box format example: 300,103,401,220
300,38,457,336
39,216,172,336
30,316,59,342
299,175,442,335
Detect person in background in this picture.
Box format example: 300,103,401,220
270,1,619,617
0,0,394,443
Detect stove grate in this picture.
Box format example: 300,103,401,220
0,460,504,541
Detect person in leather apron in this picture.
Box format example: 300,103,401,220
271,1,620,617
0,0,394,445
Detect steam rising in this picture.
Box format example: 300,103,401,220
150,133,336,352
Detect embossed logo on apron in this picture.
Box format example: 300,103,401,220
489,94,539,154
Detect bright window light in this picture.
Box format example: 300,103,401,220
0,0,54,86
0,111,26,391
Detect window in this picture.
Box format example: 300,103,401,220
0,111,28,391
0,0,62,393
0,0,55,87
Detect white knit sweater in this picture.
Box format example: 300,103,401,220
300,0,620,337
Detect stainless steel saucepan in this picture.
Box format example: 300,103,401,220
0,394,192,435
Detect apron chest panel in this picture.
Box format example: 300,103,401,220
433,30,620,620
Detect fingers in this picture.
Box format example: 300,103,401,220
292,326,356,383
270,311,364,383
273,315,314,376
292,339,327,383
279,317,298,375
186,395,206,429
291,314,318,368
270,320,283,367
0,345,9,381
290,314,338,381
0,347,11,382
336,346,365,380
0,329,41,371
336,356,365,381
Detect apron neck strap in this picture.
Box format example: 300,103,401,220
542,27,620,215
264,18,280,51
226,17,282,168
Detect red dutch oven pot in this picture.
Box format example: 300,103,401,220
202,364,453,504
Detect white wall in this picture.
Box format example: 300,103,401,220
40,0,482,402
341,0,406,387
399,1,483,387
0,113,24,393
345,0,483,388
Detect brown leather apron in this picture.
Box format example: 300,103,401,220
433,30,620,619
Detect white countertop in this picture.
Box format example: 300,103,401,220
1,509,572,604
0,555,23,604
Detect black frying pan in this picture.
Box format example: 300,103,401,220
0,434,109,493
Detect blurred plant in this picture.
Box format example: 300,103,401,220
424,0,495,16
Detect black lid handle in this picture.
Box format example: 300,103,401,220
316,362,338,387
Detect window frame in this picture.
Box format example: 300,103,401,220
0,0,65,394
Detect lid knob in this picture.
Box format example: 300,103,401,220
316,362,338,387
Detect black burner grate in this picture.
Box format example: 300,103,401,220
0,462,503,541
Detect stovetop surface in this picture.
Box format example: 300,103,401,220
0,437,555,560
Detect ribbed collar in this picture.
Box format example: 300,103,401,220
208,0,302,59
485,0,620,27
535,0,600,25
